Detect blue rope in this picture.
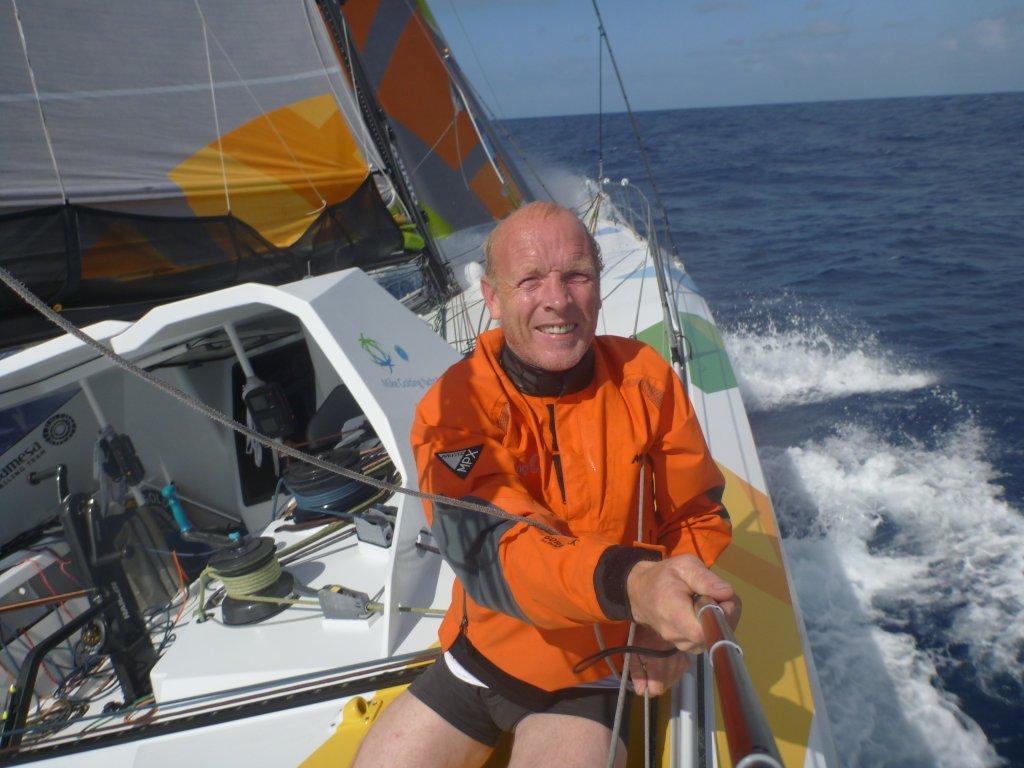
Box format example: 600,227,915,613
288,480,367,513
270,476,286,519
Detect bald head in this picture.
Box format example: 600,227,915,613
483,202,602,280
479,201,603,372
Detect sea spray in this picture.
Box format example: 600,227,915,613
723,315,935,411
763,420,1020,767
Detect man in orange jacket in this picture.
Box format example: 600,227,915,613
355,202,739,767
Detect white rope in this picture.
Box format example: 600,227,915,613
443,0,507,122
592,624,620,679
451,76,507,188
639,460,651,768
606,620,635,768
11,0,66,204
401,0,507,195
194,0,232,214
199,10,328,214
438,0,555,202
605,462,647,767
707,640,743,669
643,686,651,768
631,240,652,338
411,115,458,176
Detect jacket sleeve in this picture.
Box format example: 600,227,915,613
645,367,732,565
412,386,657,630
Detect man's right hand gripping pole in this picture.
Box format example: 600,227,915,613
626,553,742,653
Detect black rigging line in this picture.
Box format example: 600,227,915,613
590,0,681,258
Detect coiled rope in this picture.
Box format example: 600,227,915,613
195,545,444,620
0,265,560,536
212,558,282,597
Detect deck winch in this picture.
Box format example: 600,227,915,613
203,537,294,626
283,444,379,523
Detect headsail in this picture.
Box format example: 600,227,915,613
0,0,405,349
340,0,532,261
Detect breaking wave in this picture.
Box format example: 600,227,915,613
764,421,1021,767
723,319,935,411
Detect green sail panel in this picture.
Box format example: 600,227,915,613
636,312,737,395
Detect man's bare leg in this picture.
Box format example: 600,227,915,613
507,713,627,768
352,690,493,768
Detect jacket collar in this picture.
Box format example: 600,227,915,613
499,343,595,397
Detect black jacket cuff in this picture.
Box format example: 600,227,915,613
593,545,662,621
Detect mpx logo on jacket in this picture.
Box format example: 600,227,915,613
436,445,483,479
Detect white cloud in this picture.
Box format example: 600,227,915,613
973,17,1010,51
694,0,749,13
761,19,849,42
792,49,845,67
941,8,1024,54
807,20,846,37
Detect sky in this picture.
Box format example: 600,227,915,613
430,0,1024,117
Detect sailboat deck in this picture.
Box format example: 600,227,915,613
150,516,446,703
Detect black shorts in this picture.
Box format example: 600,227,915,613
408,656,631,748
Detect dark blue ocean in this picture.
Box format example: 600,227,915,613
503,92,1024,767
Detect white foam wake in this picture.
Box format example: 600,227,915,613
724,321,935,411
765,421,1021,767
532,166,596,211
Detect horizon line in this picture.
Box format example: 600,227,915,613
500,88,1024,121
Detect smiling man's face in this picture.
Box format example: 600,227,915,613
481,205,601,372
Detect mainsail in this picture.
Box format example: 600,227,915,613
0,0,406,348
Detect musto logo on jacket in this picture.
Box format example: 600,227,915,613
436,445,484,479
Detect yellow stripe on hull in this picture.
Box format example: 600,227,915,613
713,462,817,768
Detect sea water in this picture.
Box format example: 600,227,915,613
506,92,1024,767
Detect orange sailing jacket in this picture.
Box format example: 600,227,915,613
412,328,730,693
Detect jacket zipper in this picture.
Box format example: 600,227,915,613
546,403,567,504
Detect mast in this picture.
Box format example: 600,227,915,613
315,0,454,305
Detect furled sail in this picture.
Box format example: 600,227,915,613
0,0,405,348
339,0,532,260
